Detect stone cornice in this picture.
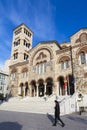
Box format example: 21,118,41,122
9,61,29,68
56,43,87,55
56,47,70,54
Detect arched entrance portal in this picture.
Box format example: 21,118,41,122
46,77,53,96
25,82,29,96
58,76,65,95
68,74,75,95
30,80,36,97
38,79,44,97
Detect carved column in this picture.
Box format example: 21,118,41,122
23,86,25,97
54,81,59,96
44,83,46,95
29,84,32,97
36,83,39,97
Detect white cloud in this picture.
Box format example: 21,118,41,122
0,0,56,40
29,0,56,40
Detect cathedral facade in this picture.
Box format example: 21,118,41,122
9,24,87,97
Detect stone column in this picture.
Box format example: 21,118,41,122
23,86,25,97
54,81,59,96
86,54,87,64
36,83,39,97
44,83,46,96
18,86,21,95
34,87,35,97
29,84,32,97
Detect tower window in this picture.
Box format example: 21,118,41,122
14,39,20,47
14,52,18,60
15,28,22,35
24,40,30,48
24,28,31,37
24,53,28,60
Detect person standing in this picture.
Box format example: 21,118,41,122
53,100,65,127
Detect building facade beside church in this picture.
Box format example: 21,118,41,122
8,24,87,97
0,69,9,96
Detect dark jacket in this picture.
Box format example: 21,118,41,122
55,101,60,117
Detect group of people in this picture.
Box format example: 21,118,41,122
53,100,65,127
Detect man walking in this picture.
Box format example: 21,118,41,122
53,100,65,127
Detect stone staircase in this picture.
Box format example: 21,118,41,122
0,93,86,115
0,95,56,115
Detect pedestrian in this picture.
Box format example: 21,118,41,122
53,100,65,127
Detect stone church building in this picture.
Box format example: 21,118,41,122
9,23,87,97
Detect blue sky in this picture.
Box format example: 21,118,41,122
0,0,87,69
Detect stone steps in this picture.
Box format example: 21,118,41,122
0,97,55,114
1,93,85,115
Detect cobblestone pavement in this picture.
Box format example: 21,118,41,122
0,110,87,130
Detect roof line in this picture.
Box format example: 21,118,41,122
13,23,34,33
70,27,87,38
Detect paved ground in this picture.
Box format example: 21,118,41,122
0,110,87,130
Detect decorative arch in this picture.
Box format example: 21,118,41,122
30,80,37,97
25,82,28,86
36,60,47,65
24,82,29,96
20,83,24,87
45,77,53,83
45,77,53,95
57,76,65,95
75,33,87,43
37,79,44,84
30,80,36,85
57,55,70,63
30,46,54,66
11,68,17,73
21,67,28,73
76,45,87,56
57,75,64,81
80,33,87,42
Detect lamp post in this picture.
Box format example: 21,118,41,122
70,46,74,76
70,46,75,95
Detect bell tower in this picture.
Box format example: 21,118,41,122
10,23,33,65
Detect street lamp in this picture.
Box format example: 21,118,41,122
70,46,75,95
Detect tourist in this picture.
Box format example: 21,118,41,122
53,100,65,127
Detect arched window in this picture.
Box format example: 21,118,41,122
11,68,17,80
61,61,64,69
80,52,86,64
14,52,18,60
61,60,69,70
21,68,28,78
58,56,70,70
24,53,28,60
36,61,47,74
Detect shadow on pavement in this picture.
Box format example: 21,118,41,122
66,115,87,125
0,122,22,130
47,113,54,123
